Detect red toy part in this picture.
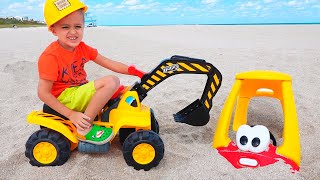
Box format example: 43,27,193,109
111,85,125,99
217,142,299,173
128,65,145,78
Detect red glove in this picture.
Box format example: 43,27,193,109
128,65,145,78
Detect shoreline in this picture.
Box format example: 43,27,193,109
98,22,320,27
1,22,319,29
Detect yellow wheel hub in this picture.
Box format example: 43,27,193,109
33,142,57,164
132,143,155,165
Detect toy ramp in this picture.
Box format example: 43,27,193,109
131,55,222,126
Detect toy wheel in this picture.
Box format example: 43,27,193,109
120,109,159,145
122,130,164,171
119,128,136,145
25,128,71,166
151,109,159,134
269,131,277,146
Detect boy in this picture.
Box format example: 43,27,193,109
38,0,139,145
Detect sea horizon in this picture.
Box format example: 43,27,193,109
99,22,320,27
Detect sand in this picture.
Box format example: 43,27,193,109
0,25,319,179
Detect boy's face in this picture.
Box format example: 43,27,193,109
51,10,84,51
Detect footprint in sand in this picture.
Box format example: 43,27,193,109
163,125,213,144
3,61,37,81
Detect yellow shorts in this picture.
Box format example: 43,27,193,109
57,81,96,112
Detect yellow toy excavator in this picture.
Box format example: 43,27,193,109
25,55,222,171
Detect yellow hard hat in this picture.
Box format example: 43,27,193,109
44,0,88,28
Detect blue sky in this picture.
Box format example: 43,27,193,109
1,0,320,25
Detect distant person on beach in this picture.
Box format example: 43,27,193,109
38,0,137,145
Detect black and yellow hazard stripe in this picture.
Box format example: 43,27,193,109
203,73,221,110
141,60,212,91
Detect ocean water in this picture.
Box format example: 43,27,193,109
98,22,320,27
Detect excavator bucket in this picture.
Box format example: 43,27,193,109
173,99,210,126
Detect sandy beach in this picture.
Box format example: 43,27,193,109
0,25,319,179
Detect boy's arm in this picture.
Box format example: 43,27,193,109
94,54,129,74
37,78,91,130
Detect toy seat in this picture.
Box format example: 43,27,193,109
43,104,68,119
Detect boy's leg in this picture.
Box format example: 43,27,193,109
78,75,120,134
58,75,120,145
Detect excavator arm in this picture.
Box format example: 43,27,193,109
130,55,222,126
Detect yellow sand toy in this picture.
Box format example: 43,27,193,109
25,90,163,170
213,70,300,173
25,55,222,170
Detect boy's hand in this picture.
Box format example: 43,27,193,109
68,111,91,131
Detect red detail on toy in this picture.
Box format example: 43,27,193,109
128,65,145,78
111,85,125,99
96,130,103,138
217,142,299,173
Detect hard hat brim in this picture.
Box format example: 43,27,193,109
47,6,88,32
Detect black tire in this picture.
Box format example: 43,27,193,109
151,109,159,134
78,141,110,153
269,131,277,146
119,128,136,145
119,109,159,145
25,128,71,166
122,130,164,171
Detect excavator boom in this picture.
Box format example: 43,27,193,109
130,55,222,126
